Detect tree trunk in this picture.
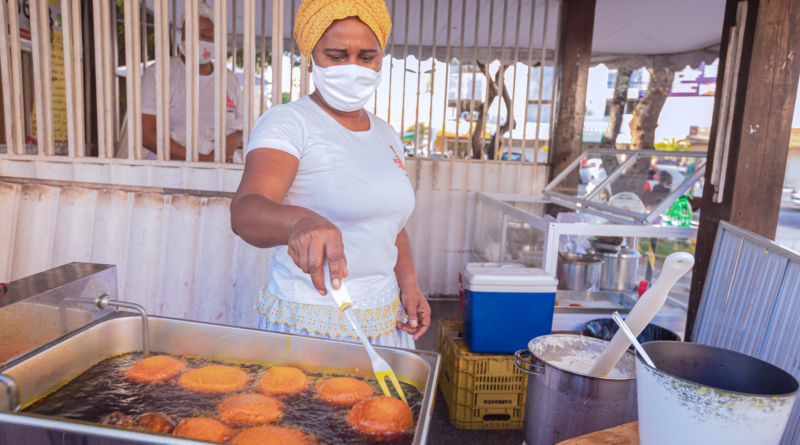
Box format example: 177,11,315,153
629,68,674,150
599,66,632,148
470,61,496,159
470,62,514,159
489,64,515,160
609,68,673,196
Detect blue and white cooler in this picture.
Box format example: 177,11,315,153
461,263,558,353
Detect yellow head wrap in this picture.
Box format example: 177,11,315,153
294,0,392,61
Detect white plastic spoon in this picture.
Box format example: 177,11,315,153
589,251,694,377
611,311,656,368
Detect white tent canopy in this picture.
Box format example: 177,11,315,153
149,0,725,69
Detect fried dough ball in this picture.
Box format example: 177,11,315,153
136,411,175,433
218,393,284,426
178,364,250,393
316,377,375,407
229,425,311,445
172,417,232,442
125,355,186,383
99,411,136,428
257,366,308,396
347,396,414,437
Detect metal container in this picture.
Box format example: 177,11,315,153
0,314,439,444
0,264,440,444
597,248,641,291
514,334,637,445
556,253,603,291
637,341,798,445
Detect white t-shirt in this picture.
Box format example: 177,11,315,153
245,96,415,307
141,56,243,156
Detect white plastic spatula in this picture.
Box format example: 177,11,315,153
589,251,694,377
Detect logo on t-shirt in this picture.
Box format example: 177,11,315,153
389,145,405,171
226,94,236,112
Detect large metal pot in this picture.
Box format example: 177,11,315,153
637,341,798,445
514,334,637,445
597,248,640,291
556,253,603,291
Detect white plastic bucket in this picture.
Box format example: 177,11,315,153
637,341,799,445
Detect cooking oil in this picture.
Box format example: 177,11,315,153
25,352,421,444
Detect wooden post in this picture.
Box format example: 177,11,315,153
547,0,596,185
686,0,800,339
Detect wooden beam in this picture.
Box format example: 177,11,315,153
686,0,800,339
547,0,596,186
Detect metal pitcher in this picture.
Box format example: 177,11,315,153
598,248,641,291
514,334,637,445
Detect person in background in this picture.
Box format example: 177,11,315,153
643,170,673,208
652,171,673,194
140,3,243,162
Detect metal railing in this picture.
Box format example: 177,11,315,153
0,0,560,174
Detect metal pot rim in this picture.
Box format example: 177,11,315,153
557,252,604,263
527,334,636,381
636,341,800,398
600,249,641,259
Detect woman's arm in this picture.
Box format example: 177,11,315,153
141,114,216,161
394,229,431,340
230,149,347,294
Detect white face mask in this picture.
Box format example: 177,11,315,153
178,39,214,65
311,57,381,112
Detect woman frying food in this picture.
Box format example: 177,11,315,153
231,0,430,348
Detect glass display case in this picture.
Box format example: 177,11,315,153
470,149,705,336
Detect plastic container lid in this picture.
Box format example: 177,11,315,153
462,263,558,293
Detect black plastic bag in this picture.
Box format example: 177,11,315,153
582,318,681,344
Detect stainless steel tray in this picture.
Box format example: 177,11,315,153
0,313,440,444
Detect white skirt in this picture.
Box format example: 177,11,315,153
253,287,415,349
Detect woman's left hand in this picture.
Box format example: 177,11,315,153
397,287,431,341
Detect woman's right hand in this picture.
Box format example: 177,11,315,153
287,214,348,295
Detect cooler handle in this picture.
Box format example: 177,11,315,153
513,349,544,375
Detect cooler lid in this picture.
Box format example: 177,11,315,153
462,263,558,291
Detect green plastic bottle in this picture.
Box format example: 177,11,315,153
664,195,692,227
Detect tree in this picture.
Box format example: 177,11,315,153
599,66,632,148
609,68,674,197
629,68,674,150
470,61,514,159
405,122,428,136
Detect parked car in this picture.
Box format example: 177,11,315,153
792,189,800,206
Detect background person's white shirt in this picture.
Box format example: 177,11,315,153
141,56,243,156
245,96,416,307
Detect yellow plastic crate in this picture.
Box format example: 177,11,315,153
437,318,528,429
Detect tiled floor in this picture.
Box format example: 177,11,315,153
417,299,525,445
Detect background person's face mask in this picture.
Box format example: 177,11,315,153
178,39,214,65
311,57,381,112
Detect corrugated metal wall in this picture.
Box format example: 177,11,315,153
0,179,270,328
693,221,800,445
0,158,547,326
405,158,547,295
